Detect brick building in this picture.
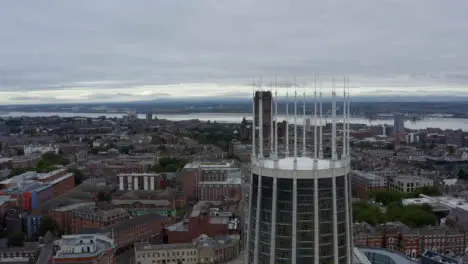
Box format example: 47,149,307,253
71,205,128,234
388,175,434,193
0,169,75,210
166,201,240,244
198,175,242,201
111,199,176,217
50,202,95,235
0,242,40,263
86,157,153,176
135,234,240,264
181,161,241,201
10,155,40,169
0,195,17,226
112,188,187,210
49,172,75,197
351,170,387,199
354,222,468,258
0,181,53,211
82,214,172,249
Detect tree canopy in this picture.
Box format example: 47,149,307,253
369,187,442,206
9,152,72,177
8,233,25,247
187,124,235,151
36,152,69,172
458,170,468,180
97,191,112,202
38,216,61,237
356,187,440,228
150,157,187,173
353,201,437,228
225,153,240,161
369,190,406,206
353,201,387,226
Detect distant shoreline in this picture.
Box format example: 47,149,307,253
1,112,468,131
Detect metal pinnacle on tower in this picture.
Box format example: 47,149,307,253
293,85,298,159
302,85,306,156
318,80,324,159
285,86,290,157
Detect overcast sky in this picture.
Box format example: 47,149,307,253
1,0,468,104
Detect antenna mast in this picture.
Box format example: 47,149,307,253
342,77,347,158
347,77,351,156
294,84,298,158
314,78,318,160
270,81,274,157
275,81,279,157
318,80,323,159
285,86,290,157
302,85,306,156
332,78,337,160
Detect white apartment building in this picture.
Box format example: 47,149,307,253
117,173,162,191
389,175,434,193
24,144,59,156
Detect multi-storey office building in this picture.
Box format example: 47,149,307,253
246,83,354,264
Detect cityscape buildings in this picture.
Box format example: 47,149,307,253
53,234,116,263
246,81,354,264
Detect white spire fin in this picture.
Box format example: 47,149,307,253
286,86,290,157
331,77,337,160
294,83,298,158
342,77,347,159
318,80,323,159
314,77,318,160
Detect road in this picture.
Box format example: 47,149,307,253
36,244,54,264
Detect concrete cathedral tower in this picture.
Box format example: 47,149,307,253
246,77,354,264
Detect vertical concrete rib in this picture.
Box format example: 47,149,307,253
254,167,262,264
246,83,256,264
269,158,278,264
313,78,320,264
331,81,339,264
346,77,355,254
245,166,254,264
292,84,298,263
292,159,298,263
285,88,290,157
313,159,319,264
343,77,352,263
318,82,323,159
270,88,274,156
302,87,307,156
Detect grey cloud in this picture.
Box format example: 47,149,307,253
0,0,468,98
9,96,59,102
88,92,171,100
